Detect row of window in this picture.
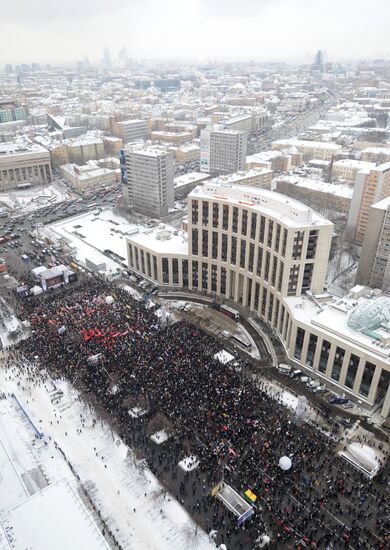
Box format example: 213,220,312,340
191,200,318,261
293,327,388,399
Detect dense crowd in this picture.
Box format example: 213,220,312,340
14,280,390,549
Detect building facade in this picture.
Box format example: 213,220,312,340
126,182,390,417
272,139,342,161
346,162,390,244
200,128,247,175
0,143,52,190
125,146,174,219
356,195,390,290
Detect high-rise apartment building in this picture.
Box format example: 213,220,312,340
356,195,390,290
124,146,174,219
200,127,247,176
346,162,390,244
111,119,148,143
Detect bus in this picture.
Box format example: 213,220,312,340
220,305,239,321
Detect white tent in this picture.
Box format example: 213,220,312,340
30,285,43,296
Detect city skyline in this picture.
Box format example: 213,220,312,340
0,0,389,65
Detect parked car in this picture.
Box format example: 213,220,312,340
300,376,310,383
342,401,354,409
290,369,302,378
313,385,327,394
328,395,349,405
307,380,320,389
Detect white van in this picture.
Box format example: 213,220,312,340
276,363,291,374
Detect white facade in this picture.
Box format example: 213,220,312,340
200,127,247,176
125,145,174,219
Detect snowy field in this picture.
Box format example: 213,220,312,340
0,361,216,550
0,183,71,215
46,209,139,275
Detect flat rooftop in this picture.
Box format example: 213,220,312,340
190,183,333,228
174,172,210,188
276,176,353,199
1,479,110,550
286,289,390,364
273,138,342,151
128,225,188,256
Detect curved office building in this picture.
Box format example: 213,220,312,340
126,182,390,418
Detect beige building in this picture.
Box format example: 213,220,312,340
211,168,273,189
272,139,342,161
58,163,116,193
125,183,390,417
247,151,294,172
150,131,193,145
360,147,390,163
332,159,375,182
346,162,390,244
66,138,104,165
103,136,123,157
356,195,390,290
274,177,353,215
49,144,68,169
168,144,200,164
0,142,52,190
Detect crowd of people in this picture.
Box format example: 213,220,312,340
12,279,390,549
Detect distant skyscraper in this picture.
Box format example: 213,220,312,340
102,46,112,69
118,46,128,66
312,50,325,72
200,127,247,176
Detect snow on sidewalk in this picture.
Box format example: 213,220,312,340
0,364,216,550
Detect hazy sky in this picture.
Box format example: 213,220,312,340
1,0,389,65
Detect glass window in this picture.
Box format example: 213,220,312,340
345,354,359,389
359,361,376,397
162,258,169,284
241,210,248,236
306,333,318,367
192,228,198,256
331,347,345,382
294,327,305,360
172,259,179,284
319,340,331,373
231,236,237,265
250,212,257,240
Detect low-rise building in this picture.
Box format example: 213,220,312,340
0,142,52,190
174,172,210,198
274,176,353,215
332,159,376,182
150,131,193,144
58,162,116,193
272,139,342,161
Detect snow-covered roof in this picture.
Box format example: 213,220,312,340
1,479,110,550
128,226,188,256
190,182,333,228
276,176,353,199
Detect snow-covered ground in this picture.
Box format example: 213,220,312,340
0,361,216,550
45,209,138,276
0,183,71,215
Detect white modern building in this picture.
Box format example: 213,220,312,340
124,145,174,219
200,127,247,175
126,183,390,418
